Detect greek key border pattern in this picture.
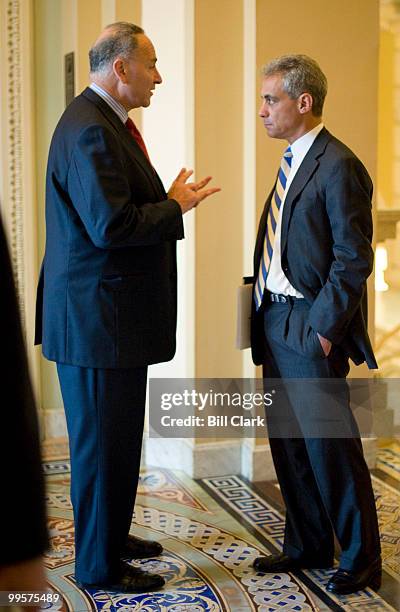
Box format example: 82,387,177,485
6,0,26,329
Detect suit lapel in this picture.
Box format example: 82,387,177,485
82,88,166,199
254,128,331,274
280,128,330,255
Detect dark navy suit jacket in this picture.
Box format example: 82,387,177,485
251,128,377,369
35,88,184,368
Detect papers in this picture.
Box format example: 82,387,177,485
236,281,253,350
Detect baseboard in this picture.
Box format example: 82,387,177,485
241,441,277,482
40,412,377,477
144,438,243,479
361,436,377,469
240,437,377,482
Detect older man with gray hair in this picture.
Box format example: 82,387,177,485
35,22,219,593
250,54,381,595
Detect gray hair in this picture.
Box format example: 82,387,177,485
262,54,327,117
89,22,144,75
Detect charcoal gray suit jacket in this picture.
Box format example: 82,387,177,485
251,127,377,369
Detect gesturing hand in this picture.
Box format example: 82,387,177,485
168,168,221,214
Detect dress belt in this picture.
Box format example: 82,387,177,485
267,292,303,304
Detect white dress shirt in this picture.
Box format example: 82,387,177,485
266,122,324,297
89,82,128,124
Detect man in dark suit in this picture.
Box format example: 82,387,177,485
0,213,48,609
250,55,381,595
35,22,219,593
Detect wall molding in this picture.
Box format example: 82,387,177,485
3,0,25,326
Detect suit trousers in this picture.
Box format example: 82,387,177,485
57,363,147,584
262,298,380,571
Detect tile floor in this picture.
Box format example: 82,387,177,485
40,438,400,611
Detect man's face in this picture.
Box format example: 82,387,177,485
259,74,303,142
122,34,162,108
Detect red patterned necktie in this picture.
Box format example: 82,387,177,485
125,117,151,164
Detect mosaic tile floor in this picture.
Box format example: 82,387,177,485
376,440,400,482
41,439,400,611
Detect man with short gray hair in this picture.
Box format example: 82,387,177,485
250,54,381,595
35,22,219,593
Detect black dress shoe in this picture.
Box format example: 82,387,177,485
122,534,163,559
76,562,165,593
253,552,333,573
326,558,382,595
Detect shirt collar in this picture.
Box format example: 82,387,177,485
290,122,324,159
89,82,128,124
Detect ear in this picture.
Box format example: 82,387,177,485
298,92,313,114
113,58,127,83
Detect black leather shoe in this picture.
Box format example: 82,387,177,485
326,558,382,595
253,552,333,573
76,562,165,593
122,534,163,559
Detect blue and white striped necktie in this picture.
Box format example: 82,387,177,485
254,146,293,310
